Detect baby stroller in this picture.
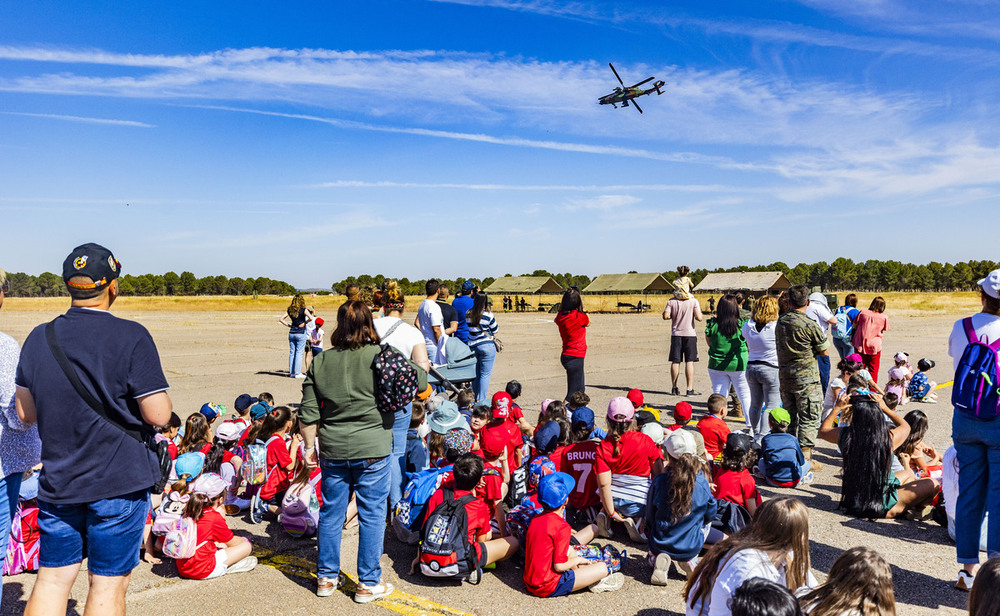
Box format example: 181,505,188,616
428,337,477,398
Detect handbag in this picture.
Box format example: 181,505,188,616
490,335,504,353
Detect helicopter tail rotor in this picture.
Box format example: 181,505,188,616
653,80,666,95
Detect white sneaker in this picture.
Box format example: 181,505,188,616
589,571,625,593
623,518,645,543
595,511,613,538
226,556,257,574
650,553,671,586
354,581,394,603
294,373,307,379
956,569,976,591
801,472,815,485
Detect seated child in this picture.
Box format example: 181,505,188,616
155,413,182,460
230,393,257,430
885,352,912,405
146,451,205,563
469,404,490,451
505,380,534,435
405,401,429,478
175,473,257,580
477,428,512,533
712,432,762,516
698,394,731,460
846,353,884,395
641,422,665,449
823,358,862,421
759,408,812,487
672,265,694,301
896,409,942,480
799,547,896,616
485,393,525,468
647,430,721,585
199,402,224,428
907,358,938,403
456,389,476,422
567,392,607,440
249,406,296,524
524,472,624,596
627,388,661,422
730,578,804,616
666,402,710,460
561,407,603,525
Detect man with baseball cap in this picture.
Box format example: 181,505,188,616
452,280,476,344
15,243,172,616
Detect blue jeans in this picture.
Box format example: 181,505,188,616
289,332,308,375
472,343,497,403
953,411,1000,563
612,497,645,520
318,456,390,585
746,363,781,440
832,336,854,360
0,472,23,603
389,404,412,509
816,354,831,394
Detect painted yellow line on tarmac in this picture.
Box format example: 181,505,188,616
254,547,474,616
936,380,953,390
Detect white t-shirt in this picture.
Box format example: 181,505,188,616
823,377,847,413
949,313,1000,370
805,295,834,338
309,327,324,350
417,299,444,362
742,320,778,364
374,316,426,360
686,548,817,616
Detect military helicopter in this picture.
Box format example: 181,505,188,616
597,63,666,114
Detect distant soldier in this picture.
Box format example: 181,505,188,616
708,296,715,313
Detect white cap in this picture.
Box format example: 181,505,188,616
979,269,1000,299
641,422,665,446
214,422,243,442
894,351,909,363
664,429,697,459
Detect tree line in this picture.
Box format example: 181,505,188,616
4,271,297,297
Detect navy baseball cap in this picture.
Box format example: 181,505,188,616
533,421,561,455
62,243,121,290
571,406,595,430
538,472,575,509
234,394,257,412
461,280,476,292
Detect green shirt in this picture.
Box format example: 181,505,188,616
298,345,392,460
705,317,749,371
774,310,830,380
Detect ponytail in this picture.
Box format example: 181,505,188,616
605,417,633,457
184,492,210,520
171,474,194,495
258,406,293,441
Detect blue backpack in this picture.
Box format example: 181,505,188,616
833,306,853,340
953,317,1000,421
392,464,452,544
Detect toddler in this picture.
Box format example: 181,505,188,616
711,432,762,517
672,266,694,301
907,358,938,403
885,352,912,405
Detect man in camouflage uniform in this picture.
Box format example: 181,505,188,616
775,285,830,469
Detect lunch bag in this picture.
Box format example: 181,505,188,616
952,317,1000,421
418,489,480,583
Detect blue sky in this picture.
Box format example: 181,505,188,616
1,1,997,288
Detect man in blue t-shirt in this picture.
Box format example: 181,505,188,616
452,280,476,344
15,243,173,616
831,293,861,360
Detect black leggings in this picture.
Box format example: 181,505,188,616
561,354,585,400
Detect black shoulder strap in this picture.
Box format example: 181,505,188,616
45,319,145,444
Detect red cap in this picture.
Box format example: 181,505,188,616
626,388,644,408
674,401,693,422
480,427,507,459
491,392,512,420
314,317,324,327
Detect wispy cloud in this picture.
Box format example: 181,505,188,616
565,194,640,211
311,180,746,192
0,111,154,127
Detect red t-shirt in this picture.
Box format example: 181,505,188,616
475,459,505,519
698,416,730,460
425,488,491,560
550,445,567,472
175,508,234,580
596,431,663,476
555,310,589,358
561,441,601,509
259,436,292,500
511,402,524,423
524,511,571,597
483,420,521,465
712,467,762,509
199,443,238,465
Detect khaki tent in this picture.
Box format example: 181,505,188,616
693,271,791,294
484,276,563,294
583,273,671,294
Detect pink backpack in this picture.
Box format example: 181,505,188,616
161,517,206,560
151,492,189,536
3,501,39,575
281,474,321,538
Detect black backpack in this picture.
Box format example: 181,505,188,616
418,489,481,583
504,456,530,509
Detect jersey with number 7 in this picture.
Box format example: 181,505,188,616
560,440,601,509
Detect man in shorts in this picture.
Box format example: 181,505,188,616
15,243,173,616
663,294,704,396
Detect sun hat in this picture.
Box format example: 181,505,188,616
528,456,557,490
626,388,644,408
724,432,753,458
894,351,909,363
533,421,561,455
234,394,257,412
664,429,697,459
607,397,635,422
479,427,508,459
769,408,792,425
537,472,575,509
673,401,693,422
444,428,474,456
641,422,665,446
491,392,513,420
175,452,205,480
192,473,229,499
249,401,272,420
571,406,595,431
62,243,121,290
199,403,223,421
979,269,1000,299
428,401,469,435
215,422,243,443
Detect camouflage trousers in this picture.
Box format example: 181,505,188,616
779,376,824,449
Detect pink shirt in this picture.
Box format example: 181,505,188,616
666,298,703,337
852,310,889,355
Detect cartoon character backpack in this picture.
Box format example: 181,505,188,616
151,491,190,536
418,489,481,583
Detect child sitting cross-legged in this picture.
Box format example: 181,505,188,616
759,408,813,487
698,394,731,461
907,358,938,403
524,472,625,597
175,473,257,580
712,432,763,517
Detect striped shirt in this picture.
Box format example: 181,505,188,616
467,311,498,348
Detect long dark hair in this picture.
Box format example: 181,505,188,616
559,288,582,314
329,300,380,350
969,558,1000,616
896,410,928,456
715,294,741,338
839,397,893,519
668,453,703,523
178,414,211,454
467,291,488,325
604,416,633,457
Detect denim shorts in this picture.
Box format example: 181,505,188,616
612,498,645,520
38,489,150,576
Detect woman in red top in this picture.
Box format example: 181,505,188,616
555,288,590,400
851,296,890,382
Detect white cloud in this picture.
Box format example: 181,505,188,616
565,194,640,210
0,111,154,127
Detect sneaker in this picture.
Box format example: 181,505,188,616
650,553,671,586
956,570,976,591
249,493,264,524
800,471,815,485
686,389,701,397
467,568,481,584
623,518,645,543
354,581,394,604
317,577,337,597
226,556,257,574
676,558,697,578
923,397,938,404
671,386,681,396
595,511,613,538
589,571,625,593
294,373,307,379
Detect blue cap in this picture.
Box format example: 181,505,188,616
249,401,272,420
234,394,257,412
538,472,575,509
571,406,595,430
175,452,205,480
528,455,556,490
533,421,561,455
461,280,476,292
199,403,221,421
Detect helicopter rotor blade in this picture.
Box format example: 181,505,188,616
608,62,625,86
630,77,654,88
632,98,643,114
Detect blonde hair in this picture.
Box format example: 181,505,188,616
0,267,6,286
287,294,305,319
800,547,895,616
752,295,778,326
385,280,403,303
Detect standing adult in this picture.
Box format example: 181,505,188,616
830,294,861,360
663,291,704,396
15,244,172,616
742,295,781,441
0,267,42,603
452,280,476,344
279,294,311,378
466,291,499,403
805,292,838,393
416,279,445,364
705,295,751,427
374,280,430,508
950,269,1000,591
300,300,395,603
851,297,890,383
555,288,589,400
436,285,459,338
774,285,830,470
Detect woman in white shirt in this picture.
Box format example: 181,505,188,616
684,497,816,616
742,296,781,441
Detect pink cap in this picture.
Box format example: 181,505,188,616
847,353,863,364
541,399,555,414
607,396,635,422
